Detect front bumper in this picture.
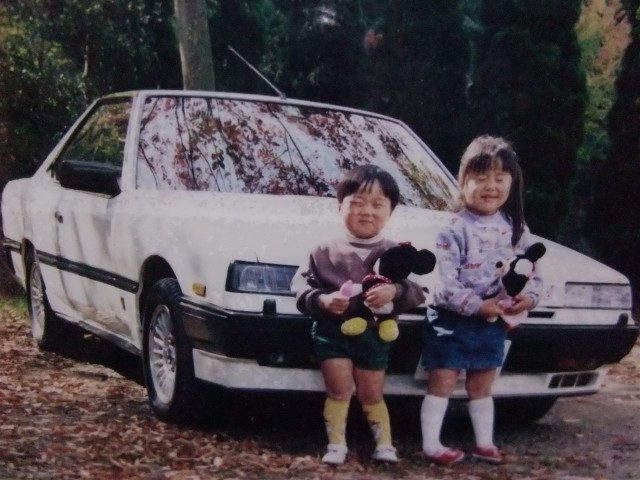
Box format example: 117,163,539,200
181,297,316,369
190,348,611,398
181,296,639,397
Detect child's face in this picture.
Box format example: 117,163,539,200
461,167,512,216
339,180,393,239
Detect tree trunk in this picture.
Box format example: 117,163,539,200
174,0,216,90
0,120,25,297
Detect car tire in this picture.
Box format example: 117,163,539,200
26,252,68,351
142,278,202,423
495,396,558,426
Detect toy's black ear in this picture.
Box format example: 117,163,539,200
412,249,437,275
378,245,413,279
525,242,546,262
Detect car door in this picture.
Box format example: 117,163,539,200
49,98,134,338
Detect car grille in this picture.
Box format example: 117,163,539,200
548,372,598,389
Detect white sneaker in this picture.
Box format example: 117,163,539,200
322,443,348,465
373,444,398,463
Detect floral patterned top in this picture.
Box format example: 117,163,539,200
432,209,543,316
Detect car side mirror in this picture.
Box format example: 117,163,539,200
57,160,121,196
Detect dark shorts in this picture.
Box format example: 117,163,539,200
312,319,391,370
421,307,507,370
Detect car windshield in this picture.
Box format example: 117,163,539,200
137,95,457,210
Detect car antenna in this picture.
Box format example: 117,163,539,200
227,45,286,100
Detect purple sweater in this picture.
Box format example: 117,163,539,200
291,235,426,322
433,209,543,316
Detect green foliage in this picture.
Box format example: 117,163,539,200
274,0,364,106
0,293,27,312
469,0,587,239
366,0,471,171
43,0,181,95
560,0,630,252
586,0,640,293
207,0,268,94
0,0,181,180
252,0,288,82
0,7,86,178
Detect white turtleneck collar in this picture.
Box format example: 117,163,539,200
345,231,384,245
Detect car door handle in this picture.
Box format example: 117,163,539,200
54,211,63,223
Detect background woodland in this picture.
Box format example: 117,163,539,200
0,0,639,313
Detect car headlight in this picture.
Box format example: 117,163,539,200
226,261,298,295
564,282,631,309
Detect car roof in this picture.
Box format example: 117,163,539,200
101,89,398,123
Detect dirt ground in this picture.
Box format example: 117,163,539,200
0,302,639,480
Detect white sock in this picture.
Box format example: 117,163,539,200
420,394,449,455
468,397,495,449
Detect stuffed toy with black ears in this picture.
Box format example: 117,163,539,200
490,242,546,329
339,243,436,342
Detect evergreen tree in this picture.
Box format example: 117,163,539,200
208,0,273,94
563,0,630,252
245,0,288,92
366,0,471,170
586,0,640,305
41,0,181,95
469,0,586,239
275,0,364,106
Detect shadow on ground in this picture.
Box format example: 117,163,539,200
53,330,548,456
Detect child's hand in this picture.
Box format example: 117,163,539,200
503,294,534,315
363,284,397,309
317,291,350,315
477,297,504,319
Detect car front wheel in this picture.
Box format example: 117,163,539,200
142,278,201,423
27,253,66,351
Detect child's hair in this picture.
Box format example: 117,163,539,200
458,135,525,245
337,164,400,210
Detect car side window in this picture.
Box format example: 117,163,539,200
53,100,131,173
51,100,131,194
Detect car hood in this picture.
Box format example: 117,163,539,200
119,190,628,288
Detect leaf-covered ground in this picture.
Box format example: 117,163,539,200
1,303,639,480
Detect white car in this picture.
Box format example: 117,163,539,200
2,90,637,424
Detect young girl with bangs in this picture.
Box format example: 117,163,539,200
420,135,543,466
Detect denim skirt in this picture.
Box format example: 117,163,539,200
421,307,507,370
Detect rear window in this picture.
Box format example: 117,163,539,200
136,95,457,210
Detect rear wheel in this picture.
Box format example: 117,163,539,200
142,278,202,423
495,396,558,426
